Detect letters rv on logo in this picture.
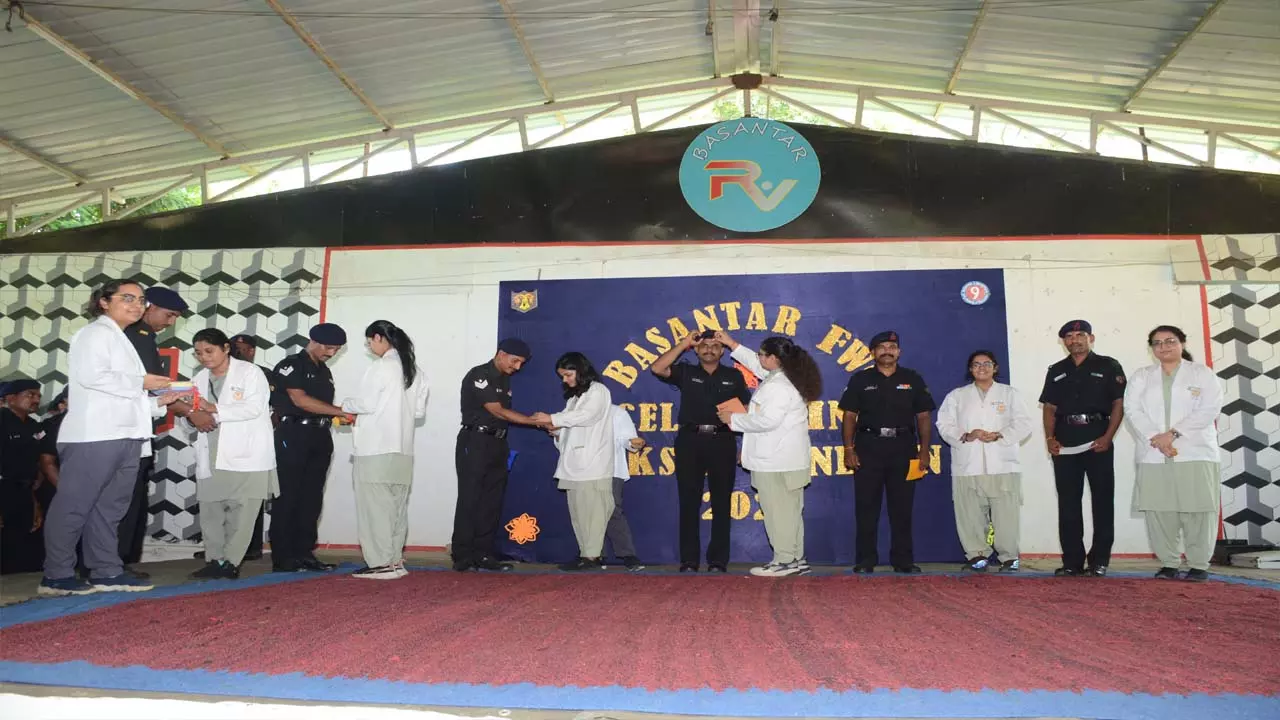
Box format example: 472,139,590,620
679,119,821,233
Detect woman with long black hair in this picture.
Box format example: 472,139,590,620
1124,325,1223,582
715,331,822,577
340,320,429,579
532,352,614,571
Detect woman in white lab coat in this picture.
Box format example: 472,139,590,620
340,320,429,580
715,332,823,578
532,352,614,572
936,350,1034,573
1124,325,1223,582
182,328,277,580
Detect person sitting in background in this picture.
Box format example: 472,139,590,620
936,350,1034,573
1124,325,1224,583
532,353,614,572
715,333,823,577
604,404,646,571
182,328,278,580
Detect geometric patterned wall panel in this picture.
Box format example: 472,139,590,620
1207,282,1280,546
0,248,324,542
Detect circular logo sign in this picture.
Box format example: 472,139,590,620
961,281,991,306
679,119,821,233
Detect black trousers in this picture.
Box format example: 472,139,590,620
1052,448,1115,570
452,430,510,563
1,482,45,575
116,455,154,565
246,503,266,556
271,423,334,564
674,431,736,567
853,449,914,568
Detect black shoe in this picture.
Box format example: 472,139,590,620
678,562,699,573
707,563,728,573
243,550,264,561
996,559,1020,573
194,550,206,560
1086,565,1108,577
1182,568,1209,582
300,557,336,572
272,559,304,573
961,557,989,572
852,564,875,574
558,557,602,572
452,559,476,572
1054,567,1084,577
123,566,151,580
474,557,514,572
894,565,922,574
191,561,223,579
219,561,240,579
620,556,645,571
1154,567,1180,579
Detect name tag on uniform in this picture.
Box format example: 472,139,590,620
992,402,1006,414
864,385,877,391
1188,386,1201,397
1090,372,1105,378
1053,373,1066,382
691,378,704,384
721,380,734,386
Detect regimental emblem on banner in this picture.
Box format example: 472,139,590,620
510,290,538,313
961,281,991,306
506,513,540,544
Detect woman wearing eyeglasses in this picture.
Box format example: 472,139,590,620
39,280,184,596
1123,326,1223,582
936,350,1033,573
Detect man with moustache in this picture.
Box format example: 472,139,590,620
267,323,350,573
1,379,48,574
651,330,751,572
1039,320,1125,578
840,331,936,574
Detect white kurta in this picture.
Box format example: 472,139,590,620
550,382,614,482
342,349,429,458
1125,361,1223,513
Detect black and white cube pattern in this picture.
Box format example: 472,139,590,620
0,249,325,542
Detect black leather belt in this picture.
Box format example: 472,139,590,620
858,425,913,438
1059,413,1107,426
680,424,730,435
280,416,331,427
462,424,508,439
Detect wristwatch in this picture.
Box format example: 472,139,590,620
1170,429,1182,439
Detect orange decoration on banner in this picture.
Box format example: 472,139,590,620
505,513,541,544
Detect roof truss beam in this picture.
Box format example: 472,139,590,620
1122,0,1228,111
945,0,989,95
497,0,555,103
264,0,394,130
0,131,86,185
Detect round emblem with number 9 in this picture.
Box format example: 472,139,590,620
961,281,991,306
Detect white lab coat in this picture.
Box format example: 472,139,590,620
342,349,429,457
1124,361,1223,465
936,382,1034,476
728,346,811,473
181,358,275,479
59,315,167,456
550,382,614,482
611,405,639,480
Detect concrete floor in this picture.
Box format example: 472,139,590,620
0,550,1274,719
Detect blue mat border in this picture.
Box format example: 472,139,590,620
0,660,1275,719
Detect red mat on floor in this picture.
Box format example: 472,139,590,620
2,574,1277,695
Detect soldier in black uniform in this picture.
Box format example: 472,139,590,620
453,338,542,572
839,331,936,573
119,286,188,575
650,331,751,572
230,333,274,561
1,379,47,574
1039,319,1125,577
36,389,68,521
270,323,350,573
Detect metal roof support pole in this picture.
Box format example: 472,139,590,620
5,203,15,236
1122,0,1228,112
418,120,517,167
302,153,312,187
732,0,762,75
0,133,86,185
1097,120,1207,167
854,90,865,128
101,189,111,220
630,98,642,134
1089,115,1100,153
970,106,981,141
936,0,989,120
199,169,209,203
867,96,969,142
709,1,722,77
744,89,752,117
312,140,403,185
1207,131,1218,168
641,89,736,132
1219,133,1280,163
769,1,782,76
983,108,1089,154
208,156,302,203
518,117,530,151
757,87,853,127
14,192,97,237
529,103,626,150
497,0,555,103
407,136,418,169
113,174,200,222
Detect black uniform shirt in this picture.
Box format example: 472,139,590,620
0,409,45,486
1038,352,1126,445
460,361,512,429
123,321,166,375
656,361,751,428
271,351,335,418
39,412,64,463
839,366,936,448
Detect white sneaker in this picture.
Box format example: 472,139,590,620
789,559,812,575
352,565,401,580
750,562,801,577
391,561,408,578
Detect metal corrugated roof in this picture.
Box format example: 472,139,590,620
1,0,1277,218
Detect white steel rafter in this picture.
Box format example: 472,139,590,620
4,77,1280,237
1122,0,1229,112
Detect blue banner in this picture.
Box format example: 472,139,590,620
497,269,1008,565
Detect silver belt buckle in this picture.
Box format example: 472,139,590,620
879,427,898,438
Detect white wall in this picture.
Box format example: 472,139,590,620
318,238,1204,556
